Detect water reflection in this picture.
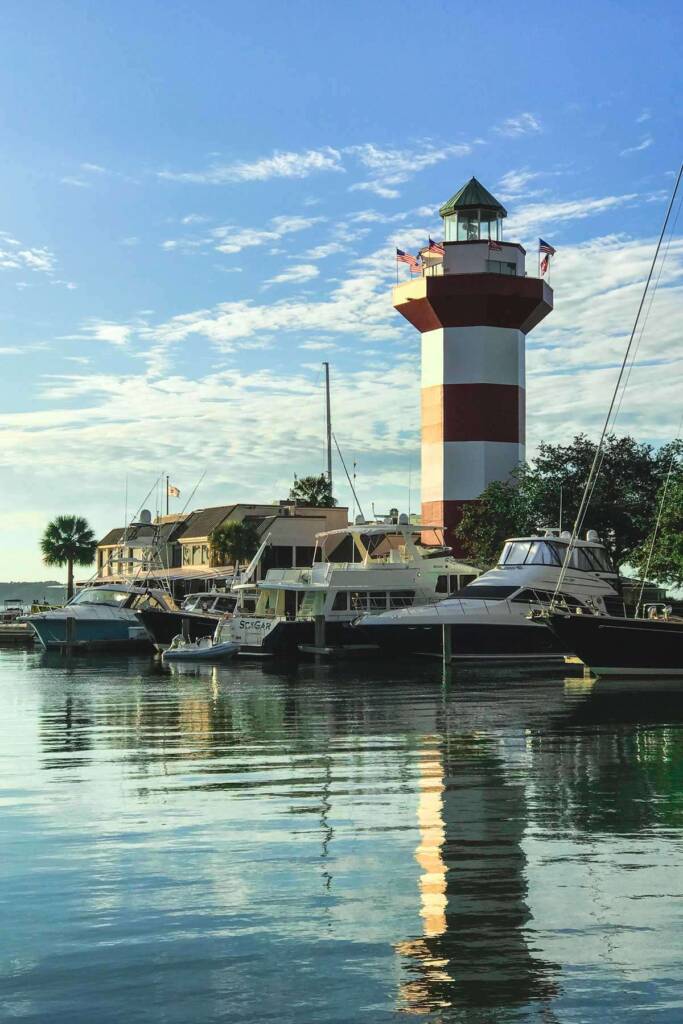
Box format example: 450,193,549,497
396,736,559,1020
7,653,683,1021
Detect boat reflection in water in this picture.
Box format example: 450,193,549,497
395,735,559,1019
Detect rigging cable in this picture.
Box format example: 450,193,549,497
332,431,366,522
552,162,683,604
634,415,683,618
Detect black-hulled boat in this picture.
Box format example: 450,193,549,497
135,607,219,652
544,609,683,677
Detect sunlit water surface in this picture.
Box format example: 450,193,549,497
1,649,683,1023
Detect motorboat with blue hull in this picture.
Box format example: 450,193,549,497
28,584,178,652
357,531,625,661
542,606,683,677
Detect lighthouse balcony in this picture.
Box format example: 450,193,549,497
393,269,553,334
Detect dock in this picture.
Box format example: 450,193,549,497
0,623,35,646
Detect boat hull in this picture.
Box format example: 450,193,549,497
135,609,218,651
355,617,564,659
545,612,683,677
28,613,151,652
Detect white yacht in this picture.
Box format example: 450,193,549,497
28,584,178,651
356,530,624,660
217,517,480,657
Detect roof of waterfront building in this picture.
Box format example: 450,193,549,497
439,176,507,218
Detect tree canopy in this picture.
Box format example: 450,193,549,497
40,514,97,598
631,474,683,589
210,520,261,569
455,434,682,573
289,474,337,508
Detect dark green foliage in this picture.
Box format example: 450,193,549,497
456,435,682,572
632,474,683,588
210,520,261,568
288,474,337,508
40,515,97,599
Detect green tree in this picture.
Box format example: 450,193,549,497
40,515,97,599
454,477,536,568
632,473,683,588
455,435,681,571
210,520,261,569
289,474,337,507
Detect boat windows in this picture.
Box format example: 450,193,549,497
332,592,349,611
389,591,415,608
369,591,388,611
213,596,235,612
500,541,562,566
511,589,554,604
70,588,131,607
451,584,519,601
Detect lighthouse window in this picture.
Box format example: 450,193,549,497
486,260,517,276
457,214,479,241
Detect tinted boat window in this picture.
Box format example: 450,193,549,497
332,592,348,611
389,591,415,608
500,542,531,565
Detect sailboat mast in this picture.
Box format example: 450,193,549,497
323,361,332,489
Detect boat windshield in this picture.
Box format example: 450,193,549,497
70,589,132,607
499,540,613,572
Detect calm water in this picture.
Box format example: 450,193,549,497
1,650,683,1023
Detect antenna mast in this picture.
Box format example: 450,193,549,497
323,361,332,490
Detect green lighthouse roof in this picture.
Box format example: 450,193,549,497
439,177,507,218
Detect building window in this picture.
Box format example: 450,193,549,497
486,259,516,276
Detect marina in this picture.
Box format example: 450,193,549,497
0,5,681,1018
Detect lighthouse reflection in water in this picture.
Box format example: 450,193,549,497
3,652,683,1023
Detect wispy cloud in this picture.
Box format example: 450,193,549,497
494,113,542,137
158,147,344,184
506,192,639,239
0,234,57,275
620,136,654,156
80,162,107,174
636,110,652,124
347,141,473,199
162,213,324,256
266,263,319,285
60,176,91,188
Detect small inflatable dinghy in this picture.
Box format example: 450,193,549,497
162,634,240,663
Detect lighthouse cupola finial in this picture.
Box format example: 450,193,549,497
439,176,507,243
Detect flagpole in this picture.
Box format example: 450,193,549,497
166,474,169,516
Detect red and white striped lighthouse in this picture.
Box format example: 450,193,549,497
393,177,553,549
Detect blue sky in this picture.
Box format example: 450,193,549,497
0,0,681,578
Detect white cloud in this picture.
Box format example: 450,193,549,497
620,136,654,156
81,162,107,174
636,110,652,124
158,147,344,184
0,346,22,355
497,168,547,199
495,113,543,137
266,263,319,285
0,239,57,275
306,242,346,260
181,213,210,225
83,321,132,346
347,141,473,199
298,340,337,350
60,176,91,188
164,213,324,257
506,192,639,241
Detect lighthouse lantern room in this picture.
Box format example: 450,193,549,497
393,176,553,551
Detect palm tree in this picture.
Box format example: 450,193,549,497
40,515,98,599
289,474,337,508
210,520,261,571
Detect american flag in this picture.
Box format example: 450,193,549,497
539,238,556,256
540,254,550,276
488,239,503,251
167,483,180,497
396,248,421,271
427,237,445,255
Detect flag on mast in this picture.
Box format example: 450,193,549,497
427,237,445,255
167,484,180,497
396,248,421,272
539,238,556,277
